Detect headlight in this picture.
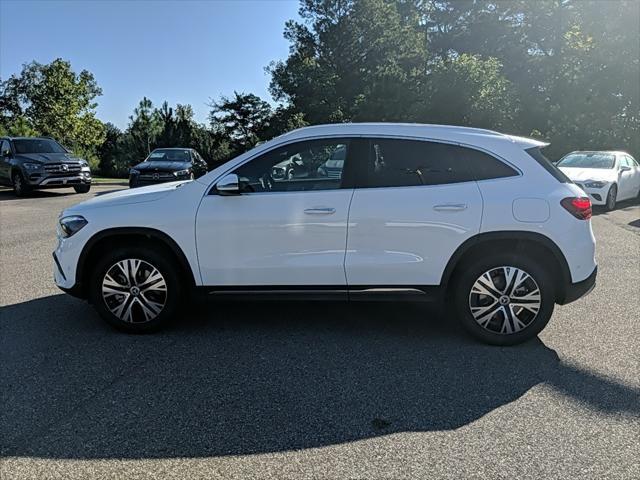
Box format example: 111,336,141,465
58,215,88,238
585,181,607,188
24,162,42,170
130,169,140,175
79,159,89,167
173,169,190,177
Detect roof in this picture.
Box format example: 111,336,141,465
276,123,547,149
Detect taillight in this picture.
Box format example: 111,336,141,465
561,196,592,220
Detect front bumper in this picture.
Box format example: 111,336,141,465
27,172,92,188
130,173,189,188
557,265,597,305
573,182,609,205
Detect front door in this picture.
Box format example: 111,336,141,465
196,138,362,287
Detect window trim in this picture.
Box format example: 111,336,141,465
206,133,522,195
352,136,521,190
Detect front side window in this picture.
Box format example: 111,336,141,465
13,138,67,154
362,139,515,188
0,140,9,155
233,139,349,193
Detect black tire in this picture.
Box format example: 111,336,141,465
74,184,91,194
89,246,182,333
12,171,32,197
605,184,617,211
451,253,555,346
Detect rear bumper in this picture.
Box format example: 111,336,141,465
557,265,597,305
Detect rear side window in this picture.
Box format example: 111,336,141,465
362,139,516,188
526,147,572,183
458,146,518,181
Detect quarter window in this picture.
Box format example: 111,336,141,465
362,139,516,188
233,139,349,193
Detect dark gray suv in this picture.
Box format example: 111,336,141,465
0,137,92,196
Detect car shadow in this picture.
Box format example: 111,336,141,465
1,294,638,459
0,188,77,202
592,195,639,215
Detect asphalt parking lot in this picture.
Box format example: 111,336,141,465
1,185,639,480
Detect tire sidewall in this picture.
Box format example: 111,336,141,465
89,246,182,333
452,254,555,346
74,184,91,194
606,184,617,211
13,172,29,196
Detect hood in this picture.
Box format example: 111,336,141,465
17,152,82,164
66,181,188,213
133,161,192,172
558,167,617,183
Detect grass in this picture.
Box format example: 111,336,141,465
91,176,128,184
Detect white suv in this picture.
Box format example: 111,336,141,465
54,124,597,345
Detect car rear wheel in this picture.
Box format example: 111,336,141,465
605,184,617,211
89,247,182,333
452,254,555,345
12,172,31,197
74,184,91,194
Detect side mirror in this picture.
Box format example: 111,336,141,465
1,149,11,158
620,165,631,172
216,173,240,195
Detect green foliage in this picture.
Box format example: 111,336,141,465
0,58,105,157
270,0,639,159
3,1,638,175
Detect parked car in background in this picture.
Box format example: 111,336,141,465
0,137,92,196
54,123,597,346
316,144,346,179
129,148,208,188
557,151,640,211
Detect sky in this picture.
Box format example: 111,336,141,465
0,0,301,129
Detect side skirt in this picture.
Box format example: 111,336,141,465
195,285,443,302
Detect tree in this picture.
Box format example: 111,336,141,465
128,97,161,161
269,0,428,124
0,59,105,163
209,92,273,150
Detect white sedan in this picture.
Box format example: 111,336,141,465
557,151,640,210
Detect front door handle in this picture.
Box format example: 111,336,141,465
433,203,468,212
304,207,336,215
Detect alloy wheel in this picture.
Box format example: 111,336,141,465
101,259,167,323
468,266,541,335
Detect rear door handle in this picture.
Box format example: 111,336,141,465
433,203,468,212
304,207,336,215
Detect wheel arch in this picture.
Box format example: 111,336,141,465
75,227,196,299
441,231,572,303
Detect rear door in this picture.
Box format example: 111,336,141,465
344,138,514,287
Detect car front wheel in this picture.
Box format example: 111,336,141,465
74,184,91,194
12,172,32,197
89,247,182,333
452,254,555,346
605,184,617,211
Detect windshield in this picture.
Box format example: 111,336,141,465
146,149,190,162
13,139,67,154
557,153,615,169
